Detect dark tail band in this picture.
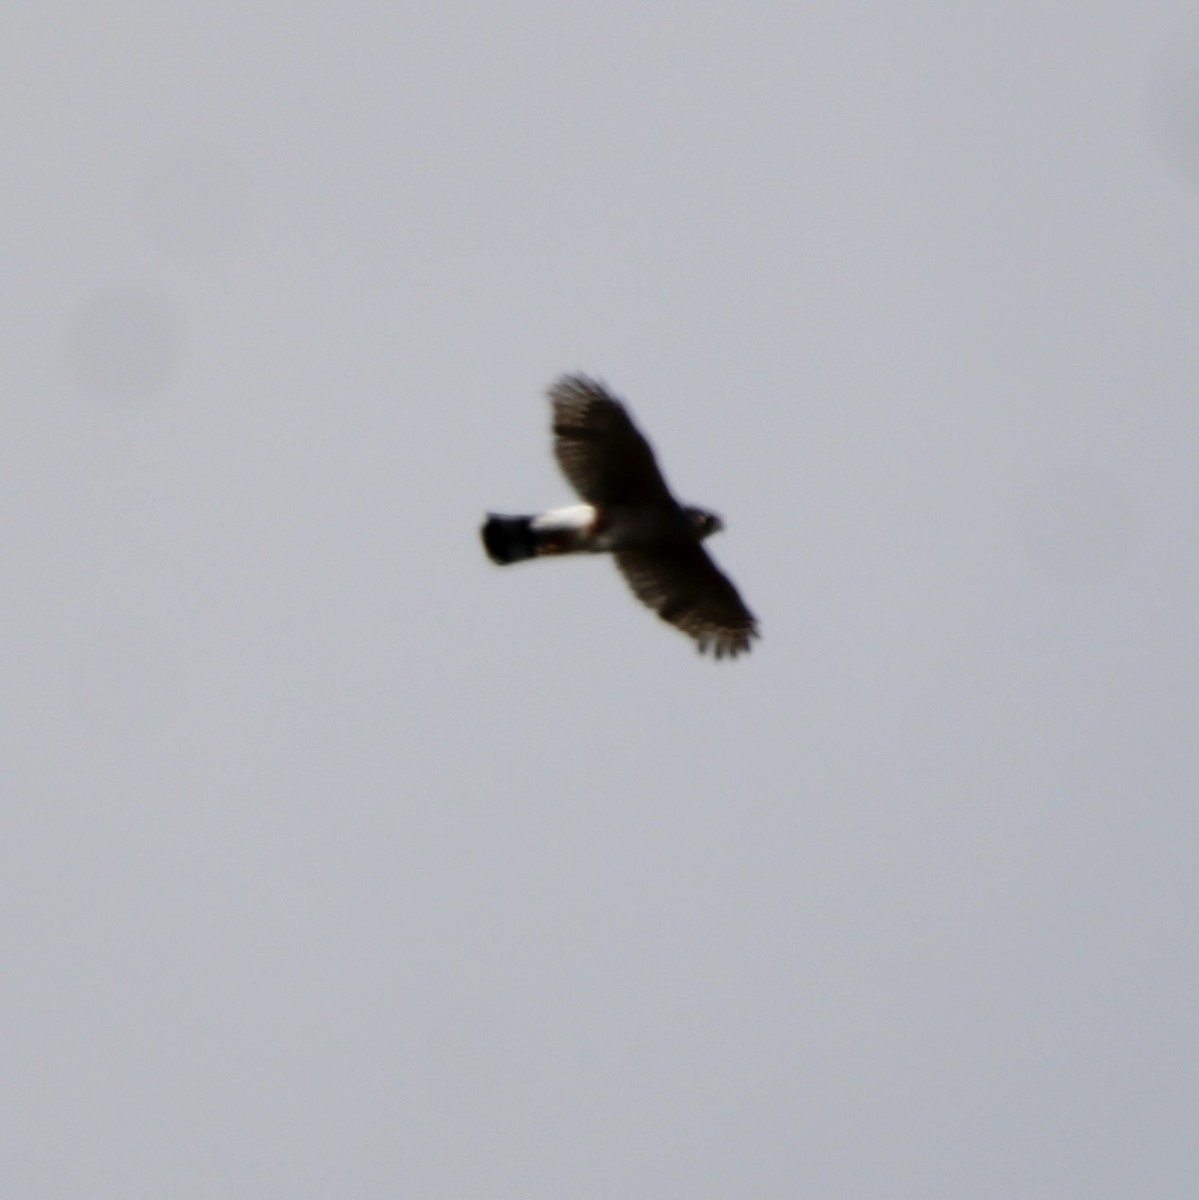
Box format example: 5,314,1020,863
481,514,538,564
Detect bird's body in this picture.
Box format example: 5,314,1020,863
481,374,759,659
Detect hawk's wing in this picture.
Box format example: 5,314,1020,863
549,375,675,507
615,545,759,659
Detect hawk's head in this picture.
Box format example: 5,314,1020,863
685,506,724,541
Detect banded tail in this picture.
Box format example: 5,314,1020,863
481,514,539,564
481,504,599,564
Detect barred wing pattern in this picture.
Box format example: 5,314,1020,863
549,375,675,507
615,545,759,660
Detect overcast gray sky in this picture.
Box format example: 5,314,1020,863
5,3,1199,1197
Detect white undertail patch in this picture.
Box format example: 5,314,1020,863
530,504,598,533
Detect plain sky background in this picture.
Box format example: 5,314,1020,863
4,3,1199,1197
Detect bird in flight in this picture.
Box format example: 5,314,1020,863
481,374,759,659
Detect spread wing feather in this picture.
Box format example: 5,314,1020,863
549,375,675,506
615,545,759,659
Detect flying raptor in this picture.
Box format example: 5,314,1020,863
481,374,759,659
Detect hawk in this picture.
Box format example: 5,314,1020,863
481,374,759,659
